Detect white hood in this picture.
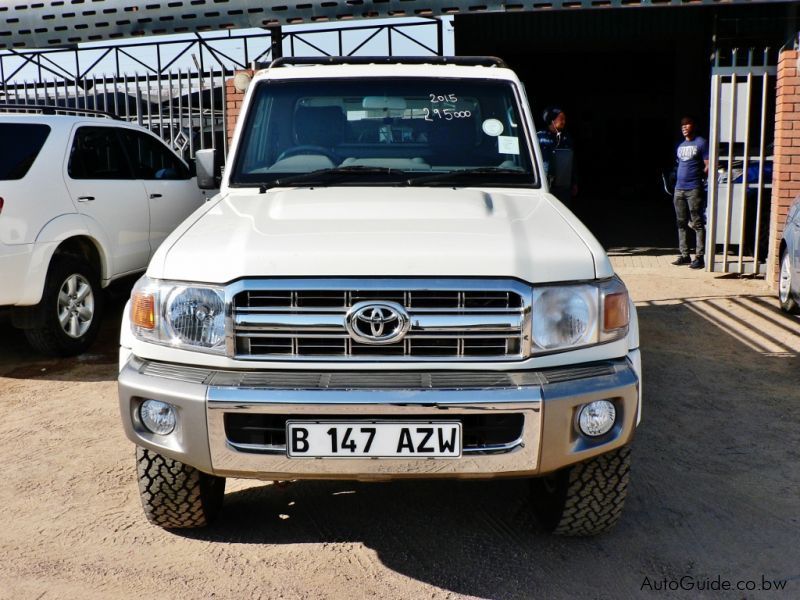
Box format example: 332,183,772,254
150,187,612,284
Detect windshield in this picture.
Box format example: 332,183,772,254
230,77,538,188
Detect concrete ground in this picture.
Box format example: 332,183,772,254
0,252,798,599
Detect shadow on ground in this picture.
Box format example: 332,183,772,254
0,281,130,381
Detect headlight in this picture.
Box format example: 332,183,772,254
130,276,226,354
532,285,597,349
164,286,226,348
531,277,629,353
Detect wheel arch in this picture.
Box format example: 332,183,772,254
52,235,106,280
15,214,113,307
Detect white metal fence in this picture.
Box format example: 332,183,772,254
706,48,777,274
0,21,443,161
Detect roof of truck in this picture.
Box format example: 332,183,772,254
254,57,520,83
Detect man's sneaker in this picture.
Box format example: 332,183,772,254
672,255,691,266
689,257,705,269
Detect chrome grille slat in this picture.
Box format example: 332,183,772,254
237,333,521,339
234,307,522,314
137,358,617,389
139,362,211,384
234,313,523,332
229,279,530,361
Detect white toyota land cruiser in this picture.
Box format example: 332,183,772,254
118,57,642,536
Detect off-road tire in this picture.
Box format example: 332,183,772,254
23,254,104,356
136,446,226,529
778,249,799,314
531,445,631,536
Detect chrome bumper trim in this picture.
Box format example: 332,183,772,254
224,425,526,456
132,356,619,390
206,394,542,479
118,356,638,481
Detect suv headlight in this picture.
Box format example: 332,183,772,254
129,276,226,354
531,277,629,353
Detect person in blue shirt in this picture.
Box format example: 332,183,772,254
537,107,577,206
672,116,709,269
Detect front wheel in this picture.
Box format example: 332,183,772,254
23,254,104,356
778,250,799,314
136,446,226,529
530,445,631,536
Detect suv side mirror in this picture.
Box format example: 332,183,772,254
195,149,220,190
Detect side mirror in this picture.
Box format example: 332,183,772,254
195,148,219,190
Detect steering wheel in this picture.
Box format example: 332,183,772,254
276,145,338,163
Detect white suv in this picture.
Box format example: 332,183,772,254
0,109,206,356
119,57,642,536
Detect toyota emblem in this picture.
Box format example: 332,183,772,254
345,301,410,345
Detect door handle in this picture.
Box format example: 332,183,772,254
77,196,95,202
149,193,163,199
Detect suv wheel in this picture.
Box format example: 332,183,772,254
24,255,104,356
136,446,226,529
531,445,631,536
778,249,799,314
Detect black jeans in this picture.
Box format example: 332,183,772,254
673,188,705,258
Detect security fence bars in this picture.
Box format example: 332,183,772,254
706,47,777,274
0,20,444,162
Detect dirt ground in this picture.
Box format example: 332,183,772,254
1,252,798,600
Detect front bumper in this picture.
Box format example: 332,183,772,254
118,353,640,481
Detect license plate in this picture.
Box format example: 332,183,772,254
286,421,462,458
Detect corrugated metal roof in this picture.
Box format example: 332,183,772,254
1,0,795,50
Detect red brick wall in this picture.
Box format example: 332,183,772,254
769,49,799,285
225,70,253,146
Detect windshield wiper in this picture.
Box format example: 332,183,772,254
406,167,531,186
259,166,405,191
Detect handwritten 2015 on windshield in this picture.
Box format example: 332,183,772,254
287,421,462,458
423,92,472,121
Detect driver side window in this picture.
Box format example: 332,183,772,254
118,129,190,180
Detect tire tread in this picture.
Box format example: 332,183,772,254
551,446,631,536
136,446,225,529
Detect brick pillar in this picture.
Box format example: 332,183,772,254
768,48,800,286
225,69,253,146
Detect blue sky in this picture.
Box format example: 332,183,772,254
1,17,455,84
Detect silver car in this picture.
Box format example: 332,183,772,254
779,196,800,314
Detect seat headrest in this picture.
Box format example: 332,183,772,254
429,116,477,148
294,105,345,147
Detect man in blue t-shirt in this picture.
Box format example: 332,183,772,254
671,116,709,269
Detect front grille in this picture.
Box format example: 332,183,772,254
224,413,525,454
241,290,523,310
231,279,530,361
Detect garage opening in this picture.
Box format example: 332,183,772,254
455,5,798,250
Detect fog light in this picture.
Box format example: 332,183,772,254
140,400,177,435
578,400,616,437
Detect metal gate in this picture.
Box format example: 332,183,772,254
0,20,444,162
1,66,231,160
706,48,777,274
